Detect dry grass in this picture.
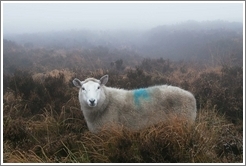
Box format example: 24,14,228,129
32,69,75,83
2,59,243,163
3,104,243,163
81,108,242,163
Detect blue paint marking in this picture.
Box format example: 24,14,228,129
133,88,150,106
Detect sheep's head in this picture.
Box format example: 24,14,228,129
73,75,108,108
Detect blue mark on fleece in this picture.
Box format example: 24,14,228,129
133,88,150,106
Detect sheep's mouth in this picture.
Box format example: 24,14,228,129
88,103,96,107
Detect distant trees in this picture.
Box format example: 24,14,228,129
110,59,124,71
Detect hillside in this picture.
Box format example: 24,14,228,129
2,20,243,163
4,20,243,64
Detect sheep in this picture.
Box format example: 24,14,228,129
73,75,197,133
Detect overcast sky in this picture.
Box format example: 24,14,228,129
2,1,244,34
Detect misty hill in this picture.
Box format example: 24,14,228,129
3,38,143,75
141,20,243,62
3,20,243,64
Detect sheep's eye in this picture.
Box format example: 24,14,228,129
97,86,100,89
82,87,85,90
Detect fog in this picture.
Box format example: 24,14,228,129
2,2,244,34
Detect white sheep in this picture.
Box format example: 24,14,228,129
73,75,197,133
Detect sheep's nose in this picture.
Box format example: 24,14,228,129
89,99,95,105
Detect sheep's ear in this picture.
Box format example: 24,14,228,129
100,75,108,85
73,78,82,88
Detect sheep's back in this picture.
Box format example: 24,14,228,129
104,85,196,130
112,85,196,129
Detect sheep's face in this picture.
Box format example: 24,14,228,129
80,81,101,107
73,75,108,108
